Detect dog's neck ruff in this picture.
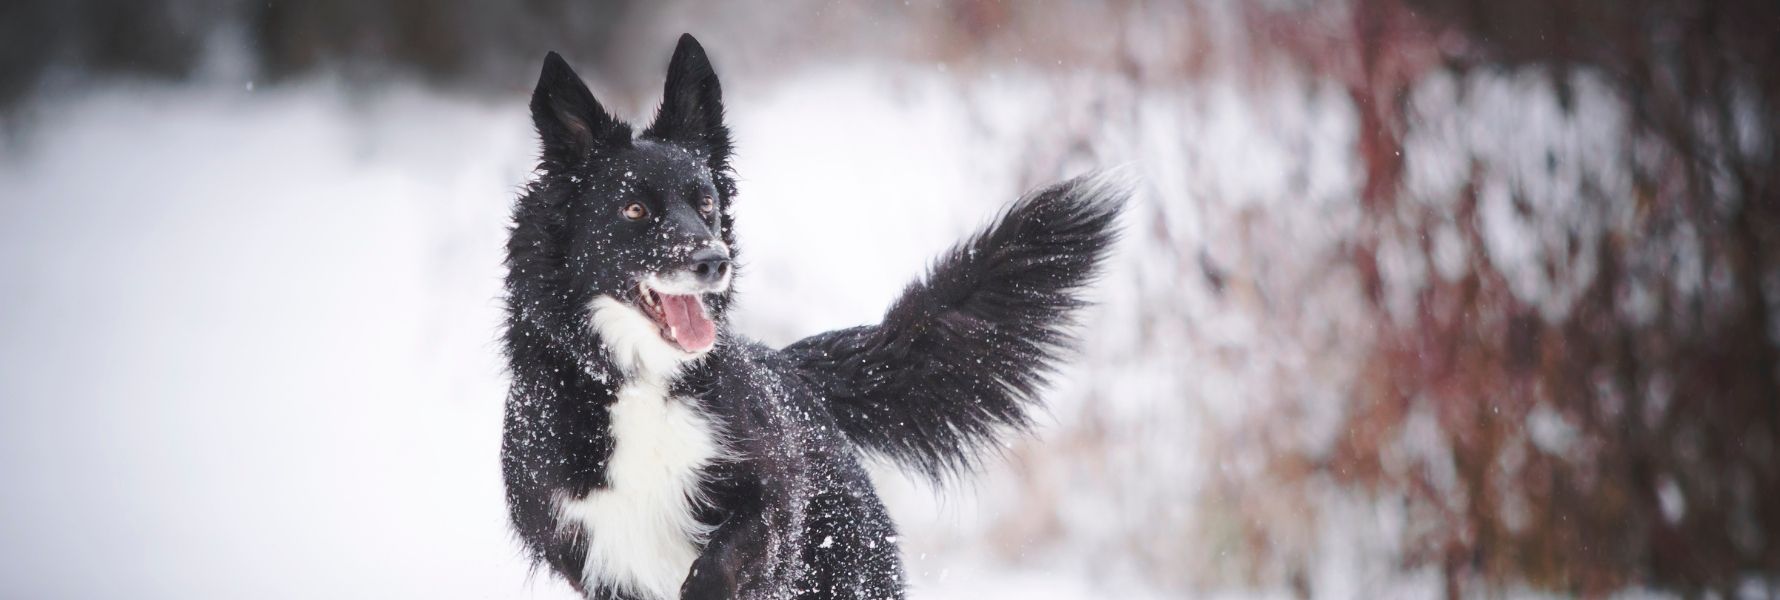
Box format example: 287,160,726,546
557,295,725,600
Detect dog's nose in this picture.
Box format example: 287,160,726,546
689,245,731,284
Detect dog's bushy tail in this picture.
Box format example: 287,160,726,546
784,171,1128,480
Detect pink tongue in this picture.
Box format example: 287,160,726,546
658,294,716,352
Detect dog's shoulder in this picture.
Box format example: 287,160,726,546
694,339,825,405
673,337,844,452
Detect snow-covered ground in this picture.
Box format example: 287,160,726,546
0,82,548,598
0,70,1162,598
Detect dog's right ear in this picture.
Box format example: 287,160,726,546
531,52,630,165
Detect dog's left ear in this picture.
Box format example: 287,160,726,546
644,34,732,175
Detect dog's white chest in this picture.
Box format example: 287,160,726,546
557,380,723,600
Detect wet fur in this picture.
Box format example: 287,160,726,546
500,34,1125,600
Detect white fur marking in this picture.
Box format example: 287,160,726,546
566,293,728,599
646,269,732,297
557,379,725,600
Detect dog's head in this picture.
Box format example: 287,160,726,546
512,34,736,378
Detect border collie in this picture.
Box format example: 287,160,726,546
500,34,1125,600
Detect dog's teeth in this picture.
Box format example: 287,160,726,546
638,282,659,308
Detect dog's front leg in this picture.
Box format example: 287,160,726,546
681,509,772,600
681,487,800,600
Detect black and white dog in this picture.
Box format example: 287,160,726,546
500,34,1124,600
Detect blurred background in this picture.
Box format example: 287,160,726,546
2,0,1777,598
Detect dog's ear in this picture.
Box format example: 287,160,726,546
643,34,732,173
531,52,630,166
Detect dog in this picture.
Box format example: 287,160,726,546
500,33,1124,600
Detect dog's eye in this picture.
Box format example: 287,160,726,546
622,202,649,221
699,195,715,216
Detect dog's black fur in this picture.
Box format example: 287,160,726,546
501,34,1124,600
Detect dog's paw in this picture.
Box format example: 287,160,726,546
679,553,739,600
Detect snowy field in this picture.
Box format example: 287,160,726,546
0,70,1164,598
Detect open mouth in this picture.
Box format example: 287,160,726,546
635,281,717,353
